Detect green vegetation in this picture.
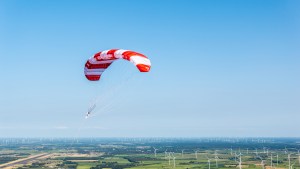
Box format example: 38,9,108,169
0,138,300,169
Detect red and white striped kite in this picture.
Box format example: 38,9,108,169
84,49,151,81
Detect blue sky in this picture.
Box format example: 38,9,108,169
0,0,299,137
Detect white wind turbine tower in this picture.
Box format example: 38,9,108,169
297,150,300,165
261,160,265,169
164,149,168,160
214,150,219,168
153,147,158,157
206,156,211,169
230,148,233,155
173,156,176,168
234,152,238,162
168,152,171,166
238,153,242,169
181,149,184,158
195,150,198,159
288,154,291,169
257,156,264,169
270,154,273,168
299,154,300,166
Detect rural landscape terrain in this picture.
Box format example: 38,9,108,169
0,138,299,169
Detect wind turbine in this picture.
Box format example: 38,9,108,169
261,160,265,169
238,153,242,169
181,149,184,158
284,147,288,154
297,150,300,165
299,154,300,166
153,147,158,157
214,150,219,168
168,152,171,166
206,156,211,169
290,161,296,169
290,163,294,169
276,154,279,166
257,156,264,169
164,149,168,159
288,154,291,169
195,150,198,159
173,156,176,168
234,152,238,162
270,154,273,168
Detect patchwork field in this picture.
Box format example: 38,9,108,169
0,138,299,169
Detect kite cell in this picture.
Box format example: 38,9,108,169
84,49,151,81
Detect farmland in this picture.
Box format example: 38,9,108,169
0,138,299,169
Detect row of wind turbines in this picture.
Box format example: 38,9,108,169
152,147,300,169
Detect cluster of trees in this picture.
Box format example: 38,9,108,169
90,162,136,169
31,162,45,167
123,156,156,163
58,160,78,169
0,157,18,164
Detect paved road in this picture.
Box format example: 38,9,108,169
0,153,49,169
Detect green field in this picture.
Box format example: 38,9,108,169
0,138,300,169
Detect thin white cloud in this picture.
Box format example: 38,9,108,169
53,126,69,130
81,126,108,130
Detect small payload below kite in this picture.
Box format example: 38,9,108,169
84,49,151,81
85,103,96,119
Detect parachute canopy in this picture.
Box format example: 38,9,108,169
84,49,151,81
